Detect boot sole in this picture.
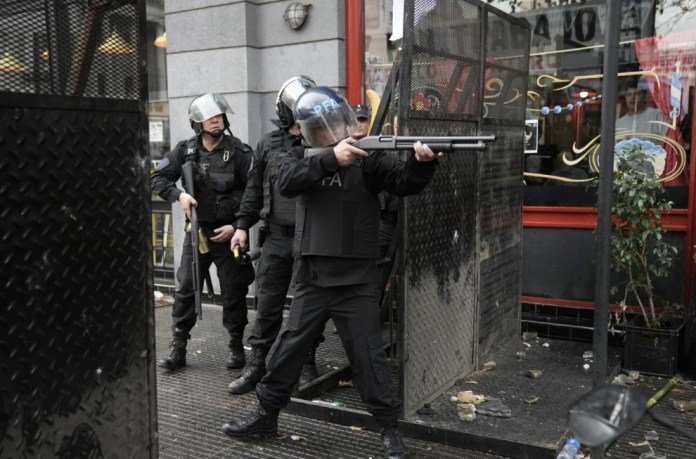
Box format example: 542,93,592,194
226,361,246,369
222,425,277,438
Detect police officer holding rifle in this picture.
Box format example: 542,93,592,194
152,93,255,371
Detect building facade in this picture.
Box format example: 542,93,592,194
153,1,696,334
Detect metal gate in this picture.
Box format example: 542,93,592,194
395,0,530,417
0,1,155,457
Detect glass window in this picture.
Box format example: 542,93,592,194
146,2,169,161
513,1,694,208
365,0,397,99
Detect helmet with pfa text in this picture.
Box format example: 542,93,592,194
276,75,317,128
293,86,359,148
188,93,234,136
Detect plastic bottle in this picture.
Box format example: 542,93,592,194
556,438,580,459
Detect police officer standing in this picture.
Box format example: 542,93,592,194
228,76,325,394
152,93,255,371
221,87,441,459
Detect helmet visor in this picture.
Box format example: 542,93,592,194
189,93,234,123
297,102,360,148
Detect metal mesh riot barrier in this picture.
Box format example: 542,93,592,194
0,1,154,457
0,0,141,98
396,0,529,417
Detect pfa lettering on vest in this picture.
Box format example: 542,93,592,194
321,171,344,188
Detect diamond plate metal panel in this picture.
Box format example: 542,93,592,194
397,0,529,418
0,1,153,454
401,129,479,416
0,105,154,458
477,126,524,359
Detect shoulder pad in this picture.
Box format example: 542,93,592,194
171,139,189,155
235,142,253,155
184,137,198,157
238,142,253,154
269,129,285,149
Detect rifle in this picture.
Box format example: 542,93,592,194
181,160,204,320
354,135,496,153
306,135,496,158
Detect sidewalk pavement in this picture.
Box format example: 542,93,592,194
154,302,696,459
155,303,509,458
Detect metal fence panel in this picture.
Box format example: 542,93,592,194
397,0,529,417
0,1,154,457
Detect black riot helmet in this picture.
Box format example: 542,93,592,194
275,75,316,128
188,93,234,137
293,86,359,148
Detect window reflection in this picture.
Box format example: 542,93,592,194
518,3,693,208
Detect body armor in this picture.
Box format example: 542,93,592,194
183,137,244,223
261,129,300,227
295,166,380,259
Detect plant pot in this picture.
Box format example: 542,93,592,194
623,316,684,377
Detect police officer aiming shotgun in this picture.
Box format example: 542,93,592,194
222,86,443,459
151,93,255,371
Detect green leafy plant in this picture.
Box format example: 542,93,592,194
603,139,679,329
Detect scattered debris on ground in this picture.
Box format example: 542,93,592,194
526,369,543,379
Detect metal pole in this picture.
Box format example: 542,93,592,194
591,2,621,458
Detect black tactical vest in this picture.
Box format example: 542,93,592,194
295,165,380,259
261,129,300,226
182,136,244,224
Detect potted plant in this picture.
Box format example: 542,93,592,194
603,138,683,376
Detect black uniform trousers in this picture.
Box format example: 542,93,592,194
256,280,401,427
172,225,255,338
248,228,324,353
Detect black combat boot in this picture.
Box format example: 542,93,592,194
158,329,189,370
380,426,407,459
298,345,319,386
221,404,278,438
228,347,267,395
226,336,246,369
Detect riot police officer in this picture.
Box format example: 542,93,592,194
228,76,325,395
152,93,255,371
221,87,441,459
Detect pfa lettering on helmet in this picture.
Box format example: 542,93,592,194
312,98,340,116
293,86,359,148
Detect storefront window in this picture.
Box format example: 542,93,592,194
146,0,174,280
365,0,398,98
146,0,169,162
514,1,694,208
362,3,694,208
